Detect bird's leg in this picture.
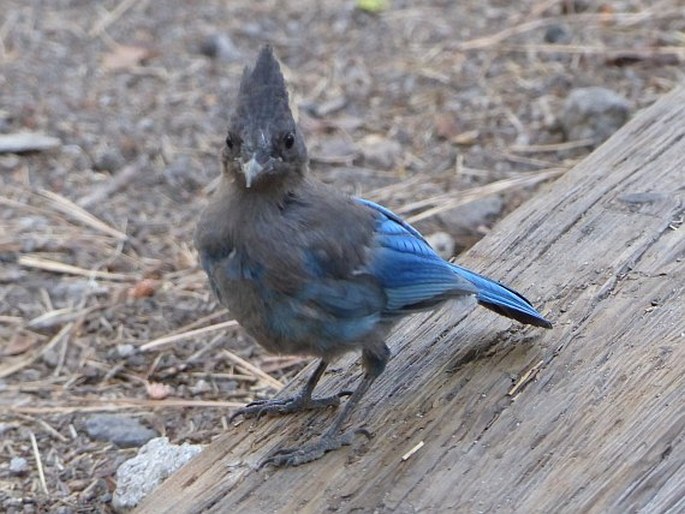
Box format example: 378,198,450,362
230,360,348,422
261,345,388,467
259,374,376,467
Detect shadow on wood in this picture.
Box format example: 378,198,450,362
136,87,685,513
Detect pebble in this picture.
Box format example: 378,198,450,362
560,87,630,147
93,146,125,172
116,344,137,358
426,232,456,260
50,280,109,306
9,456,28,475
41,347,60,367
437,196,504,239
357,134,402,170
199,33,241,62
189,378,212,395
84,413,158,448
544,23,571,44
112,437,204,512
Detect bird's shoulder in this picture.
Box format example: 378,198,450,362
276,180,377,279
195,178,381,288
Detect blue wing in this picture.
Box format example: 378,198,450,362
356,198,552,328
356,198,477,314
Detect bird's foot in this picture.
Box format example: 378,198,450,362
260,427,372,468
230,390,352,423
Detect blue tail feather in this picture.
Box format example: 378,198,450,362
449,263,553,328
356,197,552,328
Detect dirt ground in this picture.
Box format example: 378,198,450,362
1,1,683,512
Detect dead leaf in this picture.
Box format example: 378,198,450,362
434,113,459,139
146,382,174,400
2,331,40,357
128,278,159,299
452,130,480,145
102,45,152,71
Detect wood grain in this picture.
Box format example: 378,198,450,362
136,87,685,514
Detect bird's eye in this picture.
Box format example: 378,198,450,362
225,134,234,149
283,132,295,149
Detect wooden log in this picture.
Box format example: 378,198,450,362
136,87,685,513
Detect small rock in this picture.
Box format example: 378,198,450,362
85,414,158,448
242,22,264,38
0,266,22,284
50,280,109,305
9,456,28,476
41,346,60,367
199,34,241,62
116,344,136,358
357,134,402,170
93,146,125,172
112,437,203,512
219,379,238,394
426,232,456,260
189,378,212,395
440,195,504,229
308,96,348,117
17,215,49,232
437,196,504,245
544,24,571,44
137,117,155,132
560,87,630,147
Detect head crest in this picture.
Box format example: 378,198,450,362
232,45,294,133
240,46,287,94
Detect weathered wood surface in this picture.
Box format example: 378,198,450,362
136,87,685,513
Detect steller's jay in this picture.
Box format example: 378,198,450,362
195,46,552,467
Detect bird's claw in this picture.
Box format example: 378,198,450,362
230,393,344,423
259,428,372,468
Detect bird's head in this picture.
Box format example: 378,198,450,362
222,46,307,191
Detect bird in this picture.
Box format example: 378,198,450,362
195,45,552,467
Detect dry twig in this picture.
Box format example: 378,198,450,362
140,320,239,352
29,430,49,495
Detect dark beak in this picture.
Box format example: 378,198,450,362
241,156,262,188
240,150,273,188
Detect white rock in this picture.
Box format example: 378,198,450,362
112,437,204,512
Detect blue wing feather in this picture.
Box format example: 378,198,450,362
356,198,552,328
356,198,477,314
355,198,427,242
